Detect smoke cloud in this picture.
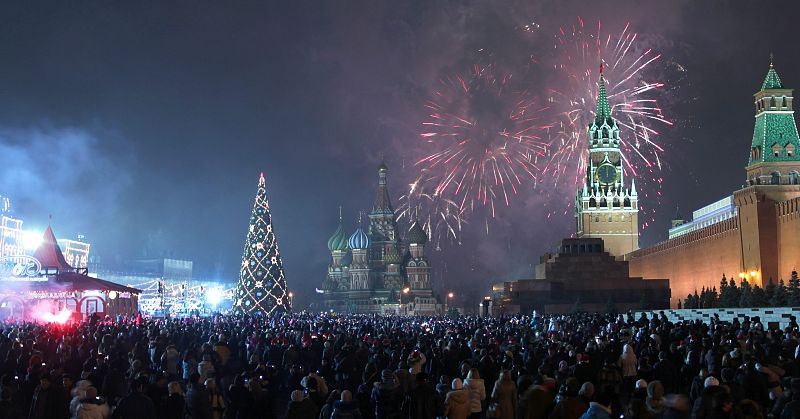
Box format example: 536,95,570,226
0,127,133,247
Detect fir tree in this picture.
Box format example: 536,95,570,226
683,294,692,310
751,284,767,307
739,279,753,308
233,173,291,316
708,286,718,308
789,271,800,306
728,278,741,308
765,278,776,306
771,279,788,307
699,286,707,308
719,274,730,307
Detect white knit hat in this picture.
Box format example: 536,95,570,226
452,378,463,390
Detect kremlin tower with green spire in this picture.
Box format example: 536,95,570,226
627,55,800,306
575,64,640,257
320,164,438,314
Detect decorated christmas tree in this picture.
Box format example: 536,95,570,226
233,172,291,316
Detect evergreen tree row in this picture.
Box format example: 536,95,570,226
680,270,800,309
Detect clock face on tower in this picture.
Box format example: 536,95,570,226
597,163,617,184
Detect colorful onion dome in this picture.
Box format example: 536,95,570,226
407,221,428,245
327,222,348,252
384,245,402,264
348,226,370,250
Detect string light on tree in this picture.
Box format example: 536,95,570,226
232,172,291,316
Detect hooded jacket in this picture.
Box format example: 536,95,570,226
463,378,486,413
443,388,471,419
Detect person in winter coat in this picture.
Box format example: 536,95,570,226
159,382,185,419
372,369,403,419
518,378,554,419
225,375,252,419
443,378,471,419
490,370,517,419
408,372,437,419
579,391,614,419
331,390,362,419
29,374,62,419
549,378,588,419
286,390,317,419
75,386,111,419
645,380,665,418
319,389,340,419
160,345,181,379
185,373,213,419
463,368,486,419
407,350,427,377
70,380,94,418
618,344,638,396
112,377,157,419
206,379,226,419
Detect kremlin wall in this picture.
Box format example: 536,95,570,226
628,61,800,306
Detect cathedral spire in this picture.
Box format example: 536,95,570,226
373,162,393,213
595,63,612,124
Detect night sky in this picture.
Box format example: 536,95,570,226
1,1,799,308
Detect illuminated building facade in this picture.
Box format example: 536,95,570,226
321,164,439,315
629,59,800,305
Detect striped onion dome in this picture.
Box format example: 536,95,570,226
327,221,348,252
348,226,370,250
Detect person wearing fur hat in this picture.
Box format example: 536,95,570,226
372,369,403,419
444,378,471,419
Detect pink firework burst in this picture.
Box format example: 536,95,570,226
418,64,551,218
545,17,673,227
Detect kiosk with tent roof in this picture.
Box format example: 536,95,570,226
0,226,140,322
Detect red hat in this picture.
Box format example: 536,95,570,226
580,354,590,362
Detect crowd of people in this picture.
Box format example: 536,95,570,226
0,310,799,419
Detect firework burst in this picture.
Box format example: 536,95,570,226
418,64,551,219
396,172,466,250
545,17,673,226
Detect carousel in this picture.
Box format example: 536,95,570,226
0,226,140,322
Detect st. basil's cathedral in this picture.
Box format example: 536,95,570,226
320,164,439,314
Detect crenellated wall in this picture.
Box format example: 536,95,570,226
629,217,743,307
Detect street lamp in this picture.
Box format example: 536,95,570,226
401,287,410,315
288,292,294,309
446,292,454,314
